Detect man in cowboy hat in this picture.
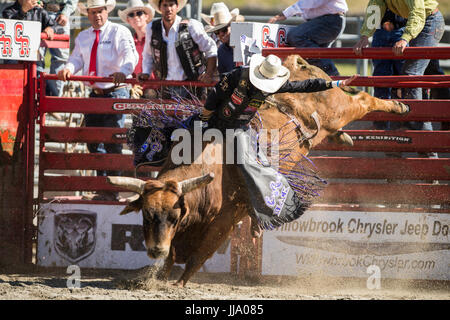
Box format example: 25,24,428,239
118,0,155,98
57,0,138,200
119,0,154,77
201,2,244,74
138,0,217,97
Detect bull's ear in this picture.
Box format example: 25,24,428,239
119,197,142,215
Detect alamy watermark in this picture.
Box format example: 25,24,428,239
366,265,381,290
66,265,81,289
170,121,281,168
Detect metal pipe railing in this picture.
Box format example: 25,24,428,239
262,47,450,60
42,74,216,87
41,73,450,88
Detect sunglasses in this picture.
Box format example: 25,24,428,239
128,10,145,18
214,26,229,36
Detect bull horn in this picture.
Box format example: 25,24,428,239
179,173,215,195
106,176,146,195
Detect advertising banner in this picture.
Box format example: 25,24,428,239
0,19,41,61
230,22,293,64
262,210,450,280
37,203,231,272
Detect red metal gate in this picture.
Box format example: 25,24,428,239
0,62,37,265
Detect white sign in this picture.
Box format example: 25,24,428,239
37,203,231,272
262,210,450,280
0,19,41,61
230,22,294,64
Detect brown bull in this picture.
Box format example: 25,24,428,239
259,55,409,157
108,55,409,287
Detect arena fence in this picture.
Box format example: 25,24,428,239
2,33,449,279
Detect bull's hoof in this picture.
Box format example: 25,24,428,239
397,101,410,114
173,280,185,288
331,132,354,146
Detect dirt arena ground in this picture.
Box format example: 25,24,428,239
0,264,449,300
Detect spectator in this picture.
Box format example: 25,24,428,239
371,9,406,131
118,0,156,98
57,0,138,200
201,2,244,74
40,0,79,96
138,0,217,98
268,0,348,76
2,0,55,69
354,0,445,159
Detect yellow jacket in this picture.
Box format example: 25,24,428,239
360,0,439,42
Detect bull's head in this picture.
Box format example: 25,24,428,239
107,173,214,259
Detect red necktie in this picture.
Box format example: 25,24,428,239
88,29,100,82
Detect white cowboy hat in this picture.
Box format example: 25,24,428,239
148,0,187,14
118,0,155,23
249,54,290,93
201,2,244,33
78,0,116,16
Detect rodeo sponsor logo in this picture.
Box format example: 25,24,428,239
231,90,244,105
351,135,412,144
223,106,232,117
54,210,97,263
113,102,194,112
262,211,450,279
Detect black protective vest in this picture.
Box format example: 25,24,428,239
151,19,206,80
216,69,268,130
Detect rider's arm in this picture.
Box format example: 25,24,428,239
276,78,334,94
203,68,240,111
276,74,359,94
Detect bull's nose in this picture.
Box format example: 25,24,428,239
147,247,169,259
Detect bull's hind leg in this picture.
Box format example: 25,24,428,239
357,91,410,115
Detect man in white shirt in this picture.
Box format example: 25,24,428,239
269,0,348,76
58,0,138,199
138,0,217,98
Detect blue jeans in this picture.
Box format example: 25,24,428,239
287,13,345,76
401,10,445,138
38,12,70,97
85,86,129,176
371,27,405,130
